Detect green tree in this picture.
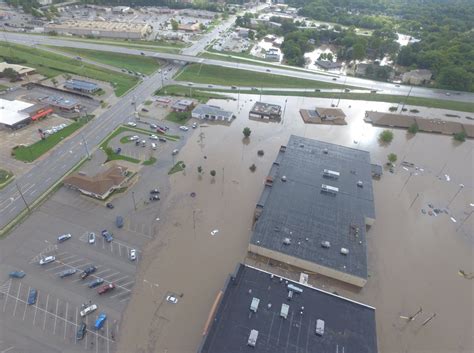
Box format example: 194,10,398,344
408,123,419,134
2,68,18,80
210,170,216,177
353,42,367,60
248,30,255,40
379,130,394,143
197,166,203,174
243,127,251,138
438,66,473,91
453,131,466,142
387,153,397,164
170,19,179,31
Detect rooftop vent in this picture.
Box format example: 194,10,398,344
323,169,340,179
283,238,291,245
315,319,325,336
357,180,363,187
248,329,259,347
250,297,260,312
281,175,287,182
280,303,289,319
323,148,328,154
321,240,331,248
340,248,349,255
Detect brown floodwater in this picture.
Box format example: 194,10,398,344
117,95,473,353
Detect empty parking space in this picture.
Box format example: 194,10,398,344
78,231,144,259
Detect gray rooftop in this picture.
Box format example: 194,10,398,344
250,136,375,280
199,264,378,353
192,104,233,118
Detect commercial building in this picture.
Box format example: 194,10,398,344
249,102,282,121
44,20,152,39
171,99,194,112
178,23,201,32
0,98,52,129
191,104,233,122
199,264,378,353
402,69,432,85
0,62,36,77
63,164,128,200
40,95,79,111
249,136,376,287
314,60,342,71
64,79,100,94
300,107,347,125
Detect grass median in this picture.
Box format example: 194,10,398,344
175,63,353,89
0,169,14,190
156,85,232,103
50,47,161,75
0,41,138,96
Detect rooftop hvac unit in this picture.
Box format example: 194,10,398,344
248,329,259,347
315,319,325,336
321,184,339,194
287,284,303,294
321,240,331,248
283,238,291,245
323,169,340,179
340,248,349,255
250,297,260,312
280,303,289,319
323,148,329,154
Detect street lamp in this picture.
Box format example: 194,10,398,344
448,184,464,208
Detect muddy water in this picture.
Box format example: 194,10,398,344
117,95,473,353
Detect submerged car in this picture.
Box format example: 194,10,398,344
98,283,115,295
88,232,96,244
57,233,72,243
101,230,113,242
59,268,77,278
94,313,107,330
27,288,37,305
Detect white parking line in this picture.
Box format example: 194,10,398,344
22,286,30,320
53,298,59,334
94,269,112,277
75,307,79,345
12,282,22,317
33,292,39,325
106,320,110,353
111,275,129,284
43,294,49,330
102,272,120,280
120,281,135,288
2,280,12,312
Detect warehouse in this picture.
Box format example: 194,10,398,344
191,104,233,122
44,20,152,39
249,136,376,287
199,264,378,353
0,98,53,129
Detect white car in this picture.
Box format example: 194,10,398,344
79,304,97,317
166,295,178,304
129,249,137,261
179,126,189,131
129,135,139,141
39,256,56,265
149,134,158,140
127,122,137,127
172,149,179,155
88,232,96,244
192,122,197,129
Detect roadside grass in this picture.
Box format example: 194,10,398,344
119,135,134,144
165,111,191,124
175,63,351,89
208,89,474,113
0,41,138,96
0,169,14,190
12,116,94,162
144,100,153,105
50,46,161,75
168,161,185,175
0,84,8,91
155,84,232,103
142,156,157,166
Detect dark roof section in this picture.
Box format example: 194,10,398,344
314,60,342,70
199,264,378,353
250,136,375,280
64,79,99,92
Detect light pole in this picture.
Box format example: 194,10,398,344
81,133,90,159
398,172,416,197
448,184,464,208
131,191,137,211
457,209,473,232
401,85,413,112
16,182,30,212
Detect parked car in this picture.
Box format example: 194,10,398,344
151,142,157,150
116,216,124,228
231,86,237,90
192,122,197,129
140,52,145,56
88,232,96,244
127,122,137,127
179,126,189,131
172,149,179,155
81,265,97,280
9,270,26,279
150,123,158,129
150,188,160,194
266,69,271,72
141,108,149,112
88,278,104,288
80,304,97,317
149,134,158,140
129,135,139,141
94,313,107,330
129,249,137,261
158,137,167,143
106,203,114,209
149,195,160,201
157,125,169,131
76,323,87,340
141,140,146,147
59,268,77,278
27,288,38,305
166,295,178,304
39,256,55,265
101,230,113,242
57,234,72,243
97,283,115,295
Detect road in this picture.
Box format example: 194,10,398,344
3,32,474,103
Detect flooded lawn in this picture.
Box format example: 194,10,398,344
117,95,473,353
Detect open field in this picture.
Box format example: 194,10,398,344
0,42,139,96
156,85,232,103
165,111,191,124
51,47,161,75
175,63,351,89
12,116,93,162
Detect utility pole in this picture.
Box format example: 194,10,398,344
400,307,422,321
336,75,347,107
281,98,288,123
448,184,464,208
398,172,415,197
457,210,474,232
131,191,137,211
81,133,90,159
421,313,436,327
401,85,413,112
16,182,30,212
409,192,420,209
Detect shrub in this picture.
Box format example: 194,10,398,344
249,164,257,172
379,130,394,143
257,150,264,156
388,106,397,112
243,127,251,138
453,131,466,142
408,123,419,134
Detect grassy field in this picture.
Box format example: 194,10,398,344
0,84,8,91
0,169,13,189
168,161,185,175
156,85,232,103
0,42,138,96
51,47,161,75
175,64,350,89
12,116,93,162
165,111,191,124
142,156,157,166
207,88,474,113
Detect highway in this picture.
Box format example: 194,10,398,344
3,32,474,103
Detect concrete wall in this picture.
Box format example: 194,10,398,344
248,244,367,287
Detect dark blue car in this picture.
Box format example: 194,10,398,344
27,288,37,305
9,271,26,279
88,278,104,288
101,230,113,242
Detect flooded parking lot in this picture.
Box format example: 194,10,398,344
117,94,473,353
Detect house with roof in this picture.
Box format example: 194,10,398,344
314,60,342,71
63,164,128,199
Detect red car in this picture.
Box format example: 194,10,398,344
97,283,116,295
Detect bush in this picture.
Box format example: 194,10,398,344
453,131,466,142
249,164,256,172
388,106,397,112
243,127,251,138
387,153,397,164
408,123,419,134
257,150,264,156
210,170,216,177
379,130,394,143
409,109,419,113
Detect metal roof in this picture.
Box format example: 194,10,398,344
250,136,375,280
64,79,99,91
199,264,378,353
192,104,233,118
0,98,33,126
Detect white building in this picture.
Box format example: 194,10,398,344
192,104,234,122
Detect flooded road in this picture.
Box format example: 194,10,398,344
117,95,473,353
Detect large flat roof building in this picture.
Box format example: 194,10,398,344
249,101,282,121
45,20,152,39
0,98,53,128
191,104,234,122
199,264,378,353
249,136,376,287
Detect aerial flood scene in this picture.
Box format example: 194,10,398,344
0,1,472,353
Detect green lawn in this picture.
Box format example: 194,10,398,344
12,116,93,162
175,64,350,89
156,85,232,103
142,156,157,165
0,169,13,189
50,36,187,51
0,84,8,91
165,111,191,124
168,161,185,175
50,47,161,75
0,42,138,96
